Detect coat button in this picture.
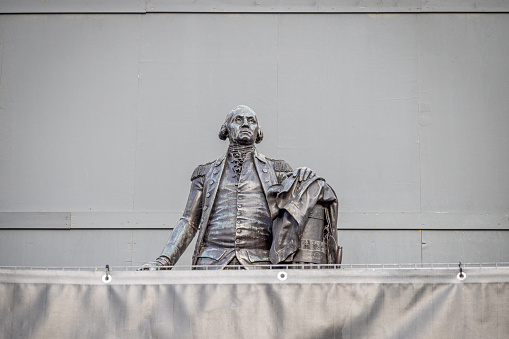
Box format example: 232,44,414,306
210,180,214,185
206,192,210,198
213,170,218,175
263,168,268,173
203,205,208,211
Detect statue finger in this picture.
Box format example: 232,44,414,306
304,168,313,181
299,168,305,181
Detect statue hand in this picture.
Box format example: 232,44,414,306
137,256,172,271
293,167,316,182
137,261,161,271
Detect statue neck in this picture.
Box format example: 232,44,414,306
228,143,255,179
228,143,255,157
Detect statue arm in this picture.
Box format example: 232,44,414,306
139,172,204,269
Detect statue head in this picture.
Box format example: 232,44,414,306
219,105,264,145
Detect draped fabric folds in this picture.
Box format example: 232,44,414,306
1,268,508,338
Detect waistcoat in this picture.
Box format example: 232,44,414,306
203,152,272,254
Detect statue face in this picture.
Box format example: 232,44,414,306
228,109,259,145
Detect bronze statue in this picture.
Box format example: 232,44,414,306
140,105,340,270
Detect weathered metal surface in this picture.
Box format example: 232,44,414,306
2,228,508,266
338,230,422,264
146,0,424,13
417,14,509,214
0,0,145,13
134,229,198,266
0,212,70,229
2,210,506,231
3,0,509,13
0,229,194,267
421,230,509,263
421,0,509,12
146,0,509,13
338,211,509,230
69,211,178,229
0,230,134,266
277,14,421,213
0,15,141,212
135,13,279,211
1,12,508,266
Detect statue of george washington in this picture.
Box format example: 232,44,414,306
140,105,341,270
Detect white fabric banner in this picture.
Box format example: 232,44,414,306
1,268,508,338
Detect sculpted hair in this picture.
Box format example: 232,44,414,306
218,105,264,144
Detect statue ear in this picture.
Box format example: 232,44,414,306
218,123,229,141
255,127,263,144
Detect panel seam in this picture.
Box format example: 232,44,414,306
131,15,143,212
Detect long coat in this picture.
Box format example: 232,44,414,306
159,149,293,266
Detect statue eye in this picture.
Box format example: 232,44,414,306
235,117,242,123
248,118,255,123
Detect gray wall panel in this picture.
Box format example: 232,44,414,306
0,229,135,266
0,15,141,212
338,230,422,264
338,211,509,230
134,60,279,210
2,228,508,266
3,0,509,14
134,14,280,211
70,211,177,229
277,14,420,213
418,14,509,213
133,229,196,267
146,0,509,13
422,230,509,263
0,0,145,13
0,212,70,229
1,12,508,266
147,0,423,13
0,229,193,267
3,210,507,231
422,0,509,12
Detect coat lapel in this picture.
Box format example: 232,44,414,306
254,150,277,197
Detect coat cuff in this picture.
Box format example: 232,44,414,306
270,239,298,264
